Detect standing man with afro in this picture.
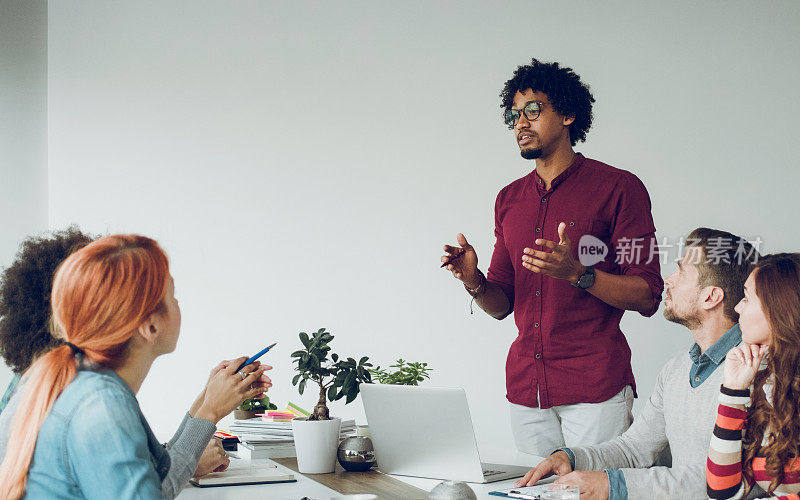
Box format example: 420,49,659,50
442,59,664,456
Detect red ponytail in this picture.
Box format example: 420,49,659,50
0,235,169,498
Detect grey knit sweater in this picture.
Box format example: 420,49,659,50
571,350,724,500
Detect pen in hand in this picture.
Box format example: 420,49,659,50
441,250,466,268
235,342,277,373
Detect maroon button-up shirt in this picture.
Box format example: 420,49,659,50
487,153,663,409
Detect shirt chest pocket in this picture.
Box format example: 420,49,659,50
565,219,611,241
566,219,613,267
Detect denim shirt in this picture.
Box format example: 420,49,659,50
559,323,742,500
23,368,170,499
0,372,21,414
688,323,741,387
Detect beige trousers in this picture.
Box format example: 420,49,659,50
509,385,634,457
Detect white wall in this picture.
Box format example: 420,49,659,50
0,0,48,389
42,0,800,451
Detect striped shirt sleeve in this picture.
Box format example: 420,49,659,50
707,384,751,499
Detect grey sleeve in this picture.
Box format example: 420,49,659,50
165,412,192,451
620,465,706,500
571,361,669,471
160,416,216,499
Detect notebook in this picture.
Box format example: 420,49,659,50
189,461,296,487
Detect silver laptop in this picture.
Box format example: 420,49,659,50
359,384,531,483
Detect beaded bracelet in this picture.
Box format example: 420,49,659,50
464,269,487,314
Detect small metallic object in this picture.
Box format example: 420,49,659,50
428,480,477,500
337,436,376,471
571,265,596,290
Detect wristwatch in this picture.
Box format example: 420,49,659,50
571,266,595,290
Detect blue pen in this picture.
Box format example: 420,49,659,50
235,342,277,373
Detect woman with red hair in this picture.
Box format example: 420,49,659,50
706,253,800,499
0,235,270,499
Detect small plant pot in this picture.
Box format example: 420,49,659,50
233,409,260,420
292,417,342,474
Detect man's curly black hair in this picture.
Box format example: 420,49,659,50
500,58,595,146
0,226,95,373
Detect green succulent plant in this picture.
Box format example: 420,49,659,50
237,395,277,412
369,359,432,385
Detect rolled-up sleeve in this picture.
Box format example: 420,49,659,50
487,190,515,318
611,174,664,317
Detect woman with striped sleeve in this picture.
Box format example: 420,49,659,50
706,253,800,500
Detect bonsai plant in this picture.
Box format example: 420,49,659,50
290,327,373,420
369,359,432,385
233,395,277,420
290,327,372,473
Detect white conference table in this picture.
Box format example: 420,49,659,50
177,447,545,500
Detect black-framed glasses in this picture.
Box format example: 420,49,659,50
504,100,546,129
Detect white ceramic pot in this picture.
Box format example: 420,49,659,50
292,417,342,473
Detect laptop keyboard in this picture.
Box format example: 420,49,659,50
483,469,505,477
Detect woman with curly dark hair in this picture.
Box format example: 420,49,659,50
0,226,94,412
707,253,800,499
0,228,262,497
0,234,271,499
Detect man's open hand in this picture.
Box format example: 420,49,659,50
515,450,573,487
522,222,585,283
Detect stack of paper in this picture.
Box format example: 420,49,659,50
236,441,297,460
228,418,356,459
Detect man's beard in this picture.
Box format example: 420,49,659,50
663,306,701,329
520,147,543,160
